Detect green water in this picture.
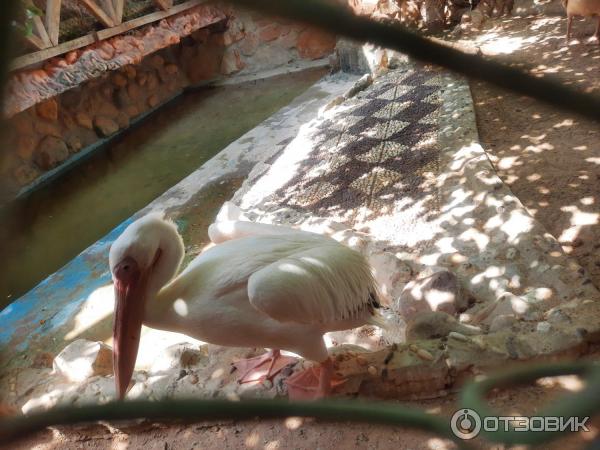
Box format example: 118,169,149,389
0,68,327,308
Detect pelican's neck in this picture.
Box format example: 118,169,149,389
145,219,185,302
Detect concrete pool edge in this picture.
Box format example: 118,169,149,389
0,71,361,370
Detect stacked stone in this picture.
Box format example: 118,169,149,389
2,7,337,197
6,52,187,189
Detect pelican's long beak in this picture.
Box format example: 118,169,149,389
112,257,147,400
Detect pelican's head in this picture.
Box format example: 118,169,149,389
109,212,184,399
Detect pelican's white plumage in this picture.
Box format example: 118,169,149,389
109,212,384,399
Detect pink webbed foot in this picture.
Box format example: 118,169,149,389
232,349,297,384
285,359,345,400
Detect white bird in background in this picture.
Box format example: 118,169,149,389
110,212,387,400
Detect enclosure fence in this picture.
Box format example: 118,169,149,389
1,0,600,447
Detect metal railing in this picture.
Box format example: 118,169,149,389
1,0,599,447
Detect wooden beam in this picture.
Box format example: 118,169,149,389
24,33,47,51
45,0,62,46
101,0,118,24
112,0,124,25
78,0,115,27
10,0,210,71
154,0,173,11
32,15,52,48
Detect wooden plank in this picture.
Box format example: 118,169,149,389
112,0,124,25
101,0,118,24
78,0,115,27
154,0,173,11
45,0,62,46
24,33,47,51
32,15,52,48
10,0,209,71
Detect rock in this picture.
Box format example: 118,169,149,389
297,28,337,59
100,85,113,99
72,375,117,406
34,120,61,138
536,321,552,333
93,116,119,137
259,24,282,42
128,82,143,101
475,292,542,324
147,73,159,90
406,311,482,340
36,98,58,121
149,54,165,69
461,9,485,29
13,164,39,185
489,314,517,332
148,94,160,108
221,49,245,75
66,134,82,152
397,270,467,321
124,65,137,79
75,112,93,129
239,32,260,56
150,343,206,373
16,135,38,159
35,136,69,170
165,64,179,75
53,340,113,383
137,72,148,86
125,105,140,118
116,112,130,129
12,113,34,135
112,73,128,88
22,383,79,414
279,29,300,49
115,88,131,109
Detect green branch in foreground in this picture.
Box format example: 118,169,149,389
0,398,472,449
461,361,600,445
227,0,600,122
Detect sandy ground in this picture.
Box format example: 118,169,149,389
5,14,600,450
458,15,600,288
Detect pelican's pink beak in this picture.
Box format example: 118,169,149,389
112,256,147,400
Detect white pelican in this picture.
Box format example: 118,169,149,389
110,213,386,400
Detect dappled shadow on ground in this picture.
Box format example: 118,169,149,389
453,15,600,288
273,69,441,224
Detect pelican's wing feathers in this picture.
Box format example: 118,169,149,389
247,243,380,325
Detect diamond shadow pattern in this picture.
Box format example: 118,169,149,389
271,68,443,223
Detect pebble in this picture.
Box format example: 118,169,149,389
416,349,434,361
506,247,519,259
448,331,469,342
367,366,378,376
536,321,551,333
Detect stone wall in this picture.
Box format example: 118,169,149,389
1,6,336,200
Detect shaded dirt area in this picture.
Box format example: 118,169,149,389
455,15,600,288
